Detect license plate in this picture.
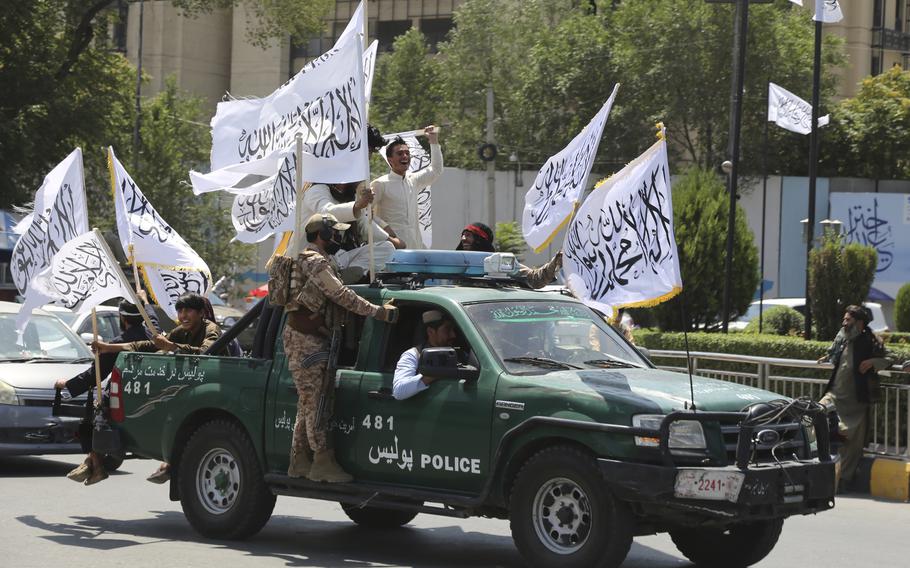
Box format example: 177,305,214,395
674,470,745,502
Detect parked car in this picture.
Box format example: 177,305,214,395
42,304,122,344
730,298,888,332
0,301,93,456
208,292,244,329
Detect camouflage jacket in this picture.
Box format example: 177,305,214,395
287,244,380,325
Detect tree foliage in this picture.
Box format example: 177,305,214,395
895,283,910,332
494,221,527,260
822,65,910,180
650,168,759,331
808,232,877,341
743,305,804,336
371,29,442,135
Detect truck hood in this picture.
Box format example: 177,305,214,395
0,362,91,389
526,367,780,414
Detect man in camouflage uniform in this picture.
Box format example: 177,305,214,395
283,213,397,482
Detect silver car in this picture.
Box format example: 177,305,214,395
0,301,93,456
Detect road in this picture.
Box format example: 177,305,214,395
3,454,908,567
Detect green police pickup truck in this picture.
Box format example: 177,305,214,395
107,251,836,568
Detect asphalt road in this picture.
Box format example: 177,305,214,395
3,454,909,568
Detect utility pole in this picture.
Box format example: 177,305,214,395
804,17,823,340
485,86,496,227
132,0,145,172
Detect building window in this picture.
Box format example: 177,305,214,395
872,53,882,76
873,0,884,28
377,20,412,52
420,18,453,52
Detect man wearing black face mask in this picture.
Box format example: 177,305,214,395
281,213,398,482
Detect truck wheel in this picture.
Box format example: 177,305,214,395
340,504,418,528
509,446,632,568
102,454,124,471
669,518,784,567
178,420,276,540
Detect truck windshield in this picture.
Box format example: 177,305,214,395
464,301,647,375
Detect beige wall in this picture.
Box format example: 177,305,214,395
126,1,232,110
228,4,290,98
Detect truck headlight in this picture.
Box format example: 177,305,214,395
633,414,706,450
0,379,20,406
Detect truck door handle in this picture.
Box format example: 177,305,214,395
368,388,394,401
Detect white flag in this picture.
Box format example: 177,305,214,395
768,82,830,135
108,147,212,320
10,148,89,295
193,1,367,194
522,84,620,253
563,138,681,316
231,152,297,243
363,40,379,105
17,230,132,333
381,133,433,247
789,0,844,23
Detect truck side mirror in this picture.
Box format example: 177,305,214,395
417,347,480,382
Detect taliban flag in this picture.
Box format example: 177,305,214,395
108,147,212,320
230,151,297,243
522,84,619,253
17,229,132,333
10,148,89,295
767,82,830,135
788,0,844,23
563,136,681,316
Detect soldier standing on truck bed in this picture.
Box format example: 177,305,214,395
272,213,398,482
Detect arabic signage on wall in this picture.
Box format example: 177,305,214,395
830,193,910,300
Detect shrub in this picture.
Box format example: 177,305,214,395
808,232,877,341
650,168,759,331
895,283,910,332
743,305,804,336
494,221,527,260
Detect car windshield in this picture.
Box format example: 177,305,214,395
464,300,647,375
0,313,92,361
207,292,226,306
50,311,78,325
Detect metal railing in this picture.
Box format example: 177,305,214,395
650,350,910,459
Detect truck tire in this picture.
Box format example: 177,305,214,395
509,446,633,568
340,504,418,528
102,454,124,471
669,518,784,567
178,420,276,540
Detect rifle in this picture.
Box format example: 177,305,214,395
315,325,342,429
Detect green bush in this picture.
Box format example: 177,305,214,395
495,221,527,260
808,232,877,341
650,168,759,331
743,305,804,336
895,283,910,332
882,331,910,345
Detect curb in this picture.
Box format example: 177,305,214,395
844,455,910,501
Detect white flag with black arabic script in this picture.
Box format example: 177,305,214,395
788,0,844,23
381,133,433,247
563,138,681,316
522,84,619,253
108,147,212,320
363,39,379,105
10,148,89,295
193,1,367,194
16,230,132,333
231,152,297,243
768,82,830,135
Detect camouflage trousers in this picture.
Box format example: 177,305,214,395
283,326,330,452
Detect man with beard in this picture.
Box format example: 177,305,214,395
371,126,443,250
392,310,458,401
281,213,398,482
818,305,890,491
55,297,158,485
455,221,563,290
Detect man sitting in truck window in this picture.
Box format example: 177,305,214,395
393,310,458,400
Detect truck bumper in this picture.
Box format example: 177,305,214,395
598,457,836,526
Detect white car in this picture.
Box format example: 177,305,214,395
0,301,93,456
41,304,122,344
730,298,888,333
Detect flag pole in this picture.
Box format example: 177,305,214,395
804,15,823,340
364,1,376,283
93,228,157,333
91,308,103,408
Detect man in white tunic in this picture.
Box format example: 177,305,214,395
371,125,443,249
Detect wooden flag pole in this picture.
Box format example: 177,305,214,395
364,1,376,283
91,308,103,409
93,228,157,333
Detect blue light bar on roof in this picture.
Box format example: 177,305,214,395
384,250,492,276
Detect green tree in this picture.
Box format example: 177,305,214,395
808,232,877,341
494,221,527,260
650,167,759,331
822,65,910,180
371,29,442,135
608,0,845,175
1,0,331,207
743,305,804,336
895,283,910,332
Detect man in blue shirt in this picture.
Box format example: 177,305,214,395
393,310,457,400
